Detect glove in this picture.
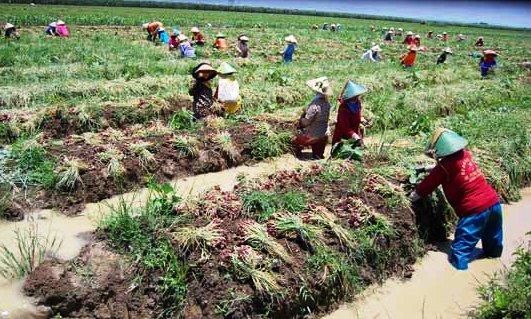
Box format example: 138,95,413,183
350,132,361,140
409,191,421,202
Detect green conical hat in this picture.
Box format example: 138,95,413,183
216,32,225,38
218,62,237,75
342,81,367,100
428,128,468,158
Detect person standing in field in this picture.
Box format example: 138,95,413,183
214,33,229,51
480,50,498,77
437,47,453,64
361,45,382,62
292,76,332,160
189,63,218,119
190,27,205,46
178,34,195,58
214,62,242,115
332,81,367,147
236,35,249,58
475,36,484,47
281,35,297,63
410,128,503,270
3,22,19,40
401,45,418,68
45,21,57,36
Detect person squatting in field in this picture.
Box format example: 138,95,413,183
189,63,218,119
190,26,205,46
3,22,19,40
169,32,179,51
410,129,503,270
332,81,369,147
45,21,57,36
178,34,195,58
437,47,453,64
142,21,162,42
480,50,498,77
361,45,382,62
214,62,242,115
292,77,332,160
236,35,249,58
401,45,419,68
214,32,229,51
281,35,297,63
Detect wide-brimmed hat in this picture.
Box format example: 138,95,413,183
371,45,382,52
4,23,14,30
388,30,394,34
157,27,165,32
389,27,395,31
457,33,464,37
406,31,413,36
178,33,188,41
427,128,468,159
57,20,65,25
414,34,420,39
428,30,433,33
239,35,249,41
285,35,297,43
398,28,403,31
443,32,447,35
216,32,225,38
444,47,453,54
192,63,218,80
306,76,333,96
142,23,149,29
191,26,199,33
218,62,237,75
49,21,57,27
477,36,483,40
484,49,497,56
342,81,367,100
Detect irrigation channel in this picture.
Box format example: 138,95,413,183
1,153,530,318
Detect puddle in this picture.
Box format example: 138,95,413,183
323,188,531,319
0,153,308,317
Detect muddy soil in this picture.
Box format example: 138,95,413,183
24,162,421,318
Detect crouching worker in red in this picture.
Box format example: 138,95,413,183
410,129,502,270
332,81,367,146
292,77,332,160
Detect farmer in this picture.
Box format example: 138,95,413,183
293,77,332,160
331,24,337,32
370,25,376,32
410,128,503,270
332,81,367,146
480,50,498,77
190,27,205,46
281,35,297,63
361,45,382,62
214,32,229,51
401,45,418,68
396,28,403,37
157,27,170,44
456,33,466,42
384,29,394,42
178,34,195,58
475,36,484,47
413,34,421,47
55,20,69,38
403,31,414,45
442,32,449,41
322,23,329,31
437,47,453,64
427,30,433,39
189,63,218,119
214,62,242,114
143,21,163,42
169,32,179,51
337,24,342,31
45,21,57,36
236,35,249,58
4,22,19,40
311,24,318,31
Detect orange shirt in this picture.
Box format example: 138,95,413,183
402,52,417,67
214,38,229,50
147,22,162,35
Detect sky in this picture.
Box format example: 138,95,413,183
150,0,531,28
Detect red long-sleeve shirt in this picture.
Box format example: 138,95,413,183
332,101,362,145
416,150,499,218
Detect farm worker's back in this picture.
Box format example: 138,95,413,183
214,33,229,51
178,34,195,58
480,50,497,77
282,35,297,62
410,129,502,270
189,63,218,119
401,46,418,67
332,81,367,146
361,45,382,62
293,77,332,160
214,63,242,114
56,20,69,37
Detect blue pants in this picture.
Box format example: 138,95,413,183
450,203,503,270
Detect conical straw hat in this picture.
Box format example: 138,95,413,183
444,47,453,54
306,76,333,96
239,35,249,41
178,33,188,41
192,63,218,80
57,20,65,25
191,26,199,33
4,23,14,29
484,49,497,56
216,32,225,38
371,45,382,52
427,128,468,158
285,35,297,43
218,62,237,75
342,81,367,100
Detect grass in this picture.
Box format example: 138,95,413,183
275,212,323,251
55,157,86,191
129,142,156,171
0,223,62,279
97,147,126,180
472,241,531,319
241,189,307,221
173,135,200,159
250,123,292,160
311,207,356,250
172,220,224,260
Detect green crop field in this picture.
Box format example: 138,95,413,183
0,3,530,318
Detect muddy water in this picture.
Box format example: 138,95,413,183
324,188,531,319
0,154,307,318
